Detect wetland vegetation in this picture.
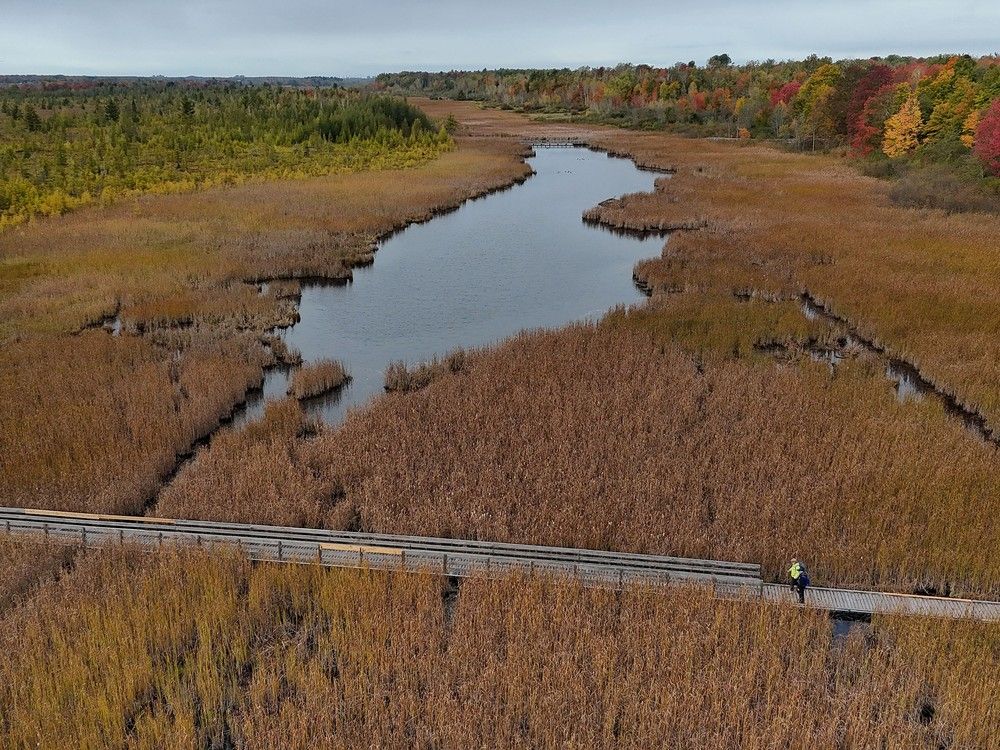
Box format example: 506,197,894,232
0,548,996,748
1,76,998,745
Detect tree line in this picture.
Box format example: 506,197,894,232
374,55,1000,181
0,81,449,230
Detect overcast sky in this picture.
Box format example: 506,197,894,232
1,0,997,77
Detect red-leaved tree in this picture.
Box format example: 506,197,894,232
771,81,801,106
973,99,1000,176
847,65,894,152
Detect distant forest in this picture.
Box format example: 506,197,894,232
375,55,1000,188
0,81,446,229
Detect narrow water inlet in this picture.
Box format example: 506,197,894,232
104,314,122,336
800,294,998,445
80,305,122,336
230,146,667,429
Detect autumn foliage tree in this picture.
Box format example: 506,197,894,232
882,96,923,158
771,81,801,106
972,99,1000,175
848,65,894,153
961,110,979,148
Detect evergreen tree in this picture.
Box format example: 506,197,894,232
23,105,41,132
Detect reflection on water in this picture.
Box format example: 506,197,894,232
231,147,665,428
832,617,870,643
885,362,926,402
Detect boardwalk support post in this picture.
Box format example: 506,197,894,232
43,522,48,539
81,527,86,548
277,539,282,561
400,549,406,571
159,531,163,548
442,553,448,575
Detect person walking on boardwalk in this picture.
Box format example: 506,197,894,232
788,558,809,604
788,557,809,604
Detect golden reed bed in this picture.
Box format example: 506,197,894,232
0,547,995,749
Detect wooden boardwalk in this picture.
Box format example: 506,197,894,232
0,507,760,592
2,507,998,623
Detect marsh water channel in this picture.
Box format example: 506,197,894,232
231,146,665,427
226,144,997,448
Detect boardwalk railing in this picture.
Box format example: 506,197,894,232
3,507,999,622
0,507,760,594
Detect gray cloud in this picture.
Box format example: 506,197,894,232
0,0,997,76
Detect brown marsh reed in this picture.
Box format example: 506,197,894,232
582,128,1000,434
288,359,350,400
261,333,302,366
0,545,995,748
0,537,72,618
384,347,468,392
160,320,1000,598
156,399,335,529
0,329,265,515
266,278,302,300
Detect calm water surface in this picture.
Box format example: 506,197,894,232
232,147,664,427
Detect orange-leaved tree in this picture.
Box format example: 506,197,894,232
882,95,923,158
961,110,980,149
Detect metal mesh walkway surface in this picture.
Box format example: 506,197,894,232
762,583,1000,621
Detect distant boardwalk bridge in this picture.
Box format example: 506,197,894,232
528,138,588,147
2,507,998,623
